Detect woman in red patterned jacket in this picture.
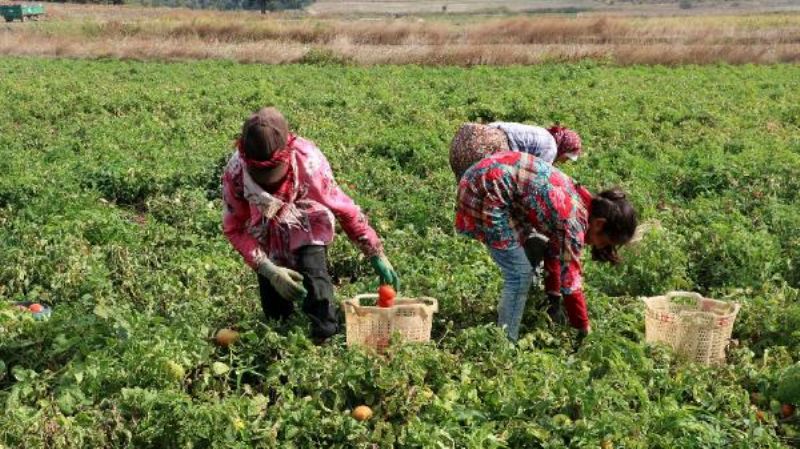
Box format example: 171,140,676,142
456,151,637,341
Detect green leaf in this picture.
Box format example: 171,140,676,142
57,389,81,415
93,303,111,319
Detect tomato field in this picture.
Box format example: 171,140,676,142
1,57,800,448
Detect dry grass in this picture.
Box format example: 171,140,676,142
1,3,800,65
308,0,800,17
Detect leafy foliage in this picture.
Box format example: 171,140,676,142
0,58,799,447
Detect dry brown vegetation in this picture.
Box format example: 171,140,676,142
1,3,799,65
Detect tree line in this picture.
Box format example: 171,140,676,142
40,0,315,11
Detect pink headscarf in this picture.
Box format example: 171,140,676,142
237,134,296,169
237,134,297,201
548,126,582,161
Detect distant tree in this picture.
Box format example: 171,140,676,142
261,0,314,10
223,0,314,11
37,0,315,10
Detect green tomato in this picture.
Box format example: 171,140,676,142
552,414,573,427
212,362,230,376
166,360,185,381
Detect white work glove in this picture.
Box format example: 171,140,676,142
257,258,307,302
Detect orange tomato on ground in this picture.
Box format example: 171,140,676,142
352,405,373,421
377,285,396,308
214,328,240,348
29,303,43,313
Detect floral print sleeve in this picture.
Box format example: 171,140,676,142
542,182,592,330
221,153,266,269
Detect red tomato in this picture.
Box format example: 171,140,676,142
29,303,44,313
377,285,396,308
783,403,796,418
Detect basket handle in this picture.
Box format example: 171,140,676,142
665,291,741,315
730,302,741,315
664,291,706,308
663,291,704,301
390,297,438,318
341,298,357,313
342,294,377,317
417,297,438,313
343,294,438,316
640,291,702,306
413,297,438,319
349,293,378,306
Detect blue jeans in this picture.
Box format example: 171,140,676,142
489,245,536,341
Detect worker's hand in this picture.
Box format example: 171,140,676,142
577,325,592,341
546,294,567,325
370,254,400,291
523,232,548,268
257,259,307,302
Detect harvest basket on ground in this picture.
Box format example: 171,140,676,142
342,294,438,351
643,291,740,365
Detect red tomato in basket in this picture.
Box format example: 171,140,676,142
29,303,44,313
377,285,396,308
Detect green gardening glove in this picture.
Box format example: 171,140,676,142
370,254,400,291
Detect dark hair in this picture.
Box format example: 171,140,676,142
589,188,637,265
591,246,619,264
241,107,289,162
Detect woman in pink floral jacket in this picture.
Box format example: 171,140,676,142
222,107,399,339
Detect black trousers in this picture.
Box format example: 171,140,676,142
256,245,339,338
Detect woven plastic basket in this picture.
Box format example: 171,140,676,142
342,294,438,351
643,291,740,365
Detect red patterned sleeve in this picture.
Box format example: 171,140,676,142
545,228,589,330
543,244,562,296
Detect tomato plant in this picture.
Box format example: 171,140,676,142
0,58,798,448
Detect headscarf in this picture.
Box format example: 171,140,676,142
237,134,296,170
237,107,297,202
548,126,582,161
239,107,293,168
